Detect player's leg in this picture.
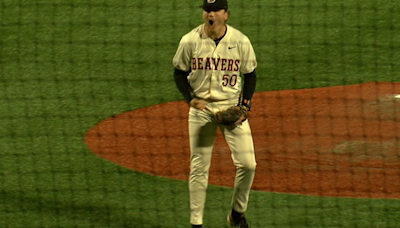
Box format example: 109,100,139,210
220,120,256,214
188,106,218,226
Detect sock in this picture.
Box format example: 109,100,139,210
192,225,202,228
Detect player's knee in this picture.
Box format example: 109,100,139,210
238,161,256,172
246,162,257,172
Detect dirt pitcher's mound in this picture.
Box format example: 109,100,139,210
84,82,400,199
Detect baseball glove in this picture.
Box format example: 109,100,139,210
215,106,248,126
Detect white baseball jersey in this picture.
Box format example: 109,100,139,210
172,24,257,101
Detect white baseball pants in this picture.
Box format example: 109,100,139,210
188,101,256,225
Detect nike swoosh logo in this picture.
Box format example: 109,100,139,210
228,46,236,49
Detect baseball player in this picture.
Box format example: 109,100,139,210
172,0,257,227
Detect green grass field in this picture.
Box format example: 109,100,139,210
1,0,400,227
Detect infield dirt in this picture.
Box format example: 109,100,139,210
84,82,400,199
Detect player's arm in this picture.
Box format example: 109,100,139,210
172,35,194,104
239,69,256,111
173,68,193,104
238,37,257,111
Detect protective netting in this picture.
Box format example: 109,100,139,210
1,0,399,227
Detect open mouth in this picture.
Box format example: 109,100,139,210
209,20,214,25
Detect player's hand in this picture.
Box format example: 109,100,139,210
190,98,206,110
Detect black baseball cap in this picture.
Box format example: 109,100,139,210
200,0,228,11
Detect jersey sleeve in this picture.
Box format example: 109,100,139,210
239,37,257,74
172,35,192,72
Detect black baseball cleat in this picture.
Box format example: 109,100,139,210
227,212,250,228
192,224,202,228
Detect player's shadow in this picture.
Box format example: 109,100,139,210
195,122,218,148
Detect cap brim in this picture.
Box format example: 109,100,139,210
200,5,225,11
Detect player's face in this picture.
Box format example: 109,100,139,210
202,9,229,35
